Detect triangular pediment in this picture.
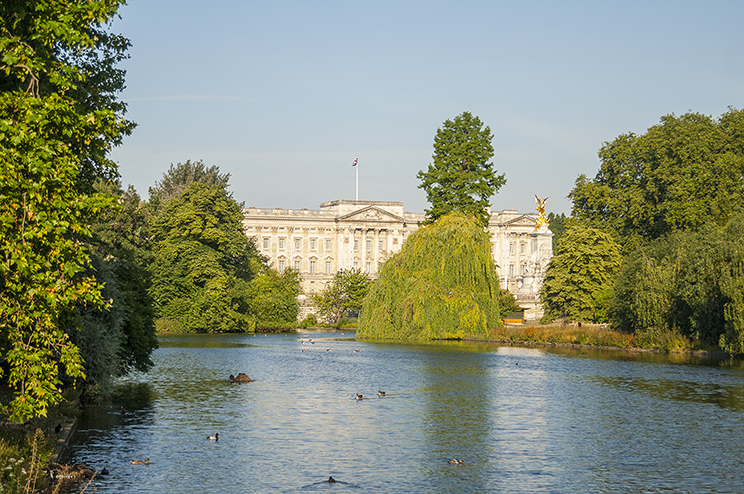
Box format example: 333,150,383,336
337,206,406,223
504,214,538,227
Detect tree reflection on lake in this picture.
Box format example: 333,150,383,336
63,333,744,493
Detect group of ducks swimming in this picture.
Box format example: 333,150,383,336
299,337,361,354
355,389,385,400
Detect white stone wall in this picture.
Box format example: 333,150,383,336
242,200,553,321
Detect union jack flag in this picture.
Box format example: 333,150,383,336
352,156,358,167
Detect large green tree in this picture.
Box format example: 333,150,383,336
149,182,259,333
417,112,506,227
570,109,744,251
358,212,502,340
81,182,158,388
244,264,301,330
547,212,568,248
148,160,230,211
0,0,132,421
540,225,623,323
311,268,371,327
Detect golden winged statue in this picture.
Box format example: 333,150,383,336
535,195,548,230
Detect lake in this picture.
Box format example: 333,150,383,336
63,332,744,493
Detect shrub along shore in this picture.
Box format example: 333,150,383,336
466,322,726,356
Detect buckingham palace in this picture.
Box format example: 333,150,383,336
242,199,553,321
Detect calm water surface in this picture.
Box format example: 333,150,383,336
64,332,744,493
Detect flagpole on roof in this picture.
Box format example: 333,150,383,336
353,155,359,201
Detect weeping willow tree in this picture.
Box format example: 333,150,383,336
610,213,744,354
357,212,502,340
719,214,744,355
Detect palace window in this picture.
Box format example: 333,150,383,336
509,242,515,254
366,239,372,251
326,261,332,274
509,264,515,276
279,238,285,249
520,243,525,255
310,261,316,274
379,240,384,251
294,260,300,271
354,261,359,269
278,260,285,273
310,239,316,250
354,239,359,251
365,262,371,273
263,238,269,249
325,239,332,251
294,239,301,250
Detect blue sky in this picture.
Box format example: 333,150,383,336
110,0,743,215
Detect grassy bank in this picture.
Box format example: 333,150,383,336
0,389,79,494
480,323,720,353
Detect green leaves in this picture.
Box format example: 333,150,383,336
358,212,502,340
148,181,276,333
312,268,371,327
0,0,131,421
610,214,744,355
417,112,506,227
570,109,744,251
540,224,622,323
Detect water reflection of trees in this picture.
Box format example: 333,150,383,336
585,375,744,411
418,349,495,491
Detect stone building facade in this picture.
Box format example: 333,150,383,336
242,199,553,321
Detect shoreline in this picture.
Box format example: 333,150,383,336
49,418,77,464
462,337,730,358
154,327,733,358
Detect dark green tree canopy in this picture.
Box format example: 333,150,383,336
570,109,744,251
243,265,301,330
540,224,623,323
87,182,158,376
547,212,568,247
417,112,506,227
149,160,231,209
149,182,259,332
610,213,744,355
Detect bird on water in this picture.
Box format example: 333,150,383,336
355,392,364,401
378,389,386,397
328,476,337,483
208,433,219,441
130,458,151,465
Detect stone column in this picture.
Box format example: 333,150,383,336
361,228,367,272
373,229,379,274
348,228,354,270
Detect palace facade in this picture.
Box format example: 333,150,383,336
242,199,553,321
